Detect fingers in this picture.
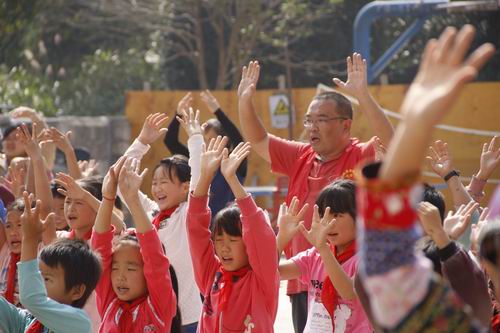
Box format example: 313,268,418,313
479,207,490,222
419,38,437,72
434,27,457,64
296,203,309,221
464,41,495,71
312,205,320,224
332,78,346,88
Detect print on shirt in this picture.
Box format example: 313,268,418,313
244,314,255,333
304,279,352,333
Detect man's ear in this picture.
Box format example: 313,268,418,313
343,119,352,133
69,284,86,302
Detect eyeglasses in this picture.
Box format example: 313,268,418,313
303,116,348,128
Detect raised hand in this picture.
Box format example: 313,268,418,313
78,159,100,178
137,113,169,145
16,123,41,157
427,140,454,178
300,205,334,250
39,127,73,153
177,92,193,115
102,156,126,200
471,207,489,254
333,53,368,99
373,136,387,162
417,201,450,248
443,200,479,240
177,107,202,137
118,157,148,200
200,90,221,114
220,142,251,179
237,61,260,101
1,165,26,198
276,197,309,252
54,173,87,200
401,25,495,125
476,136,500,181
200,136,228,178
20,191,54,243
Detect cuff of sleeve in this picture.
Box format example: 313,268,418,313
214,109,223,116
137,229,162,249
438,241,459,262
132,138,151,151
236,194,258,216
467,175,486,200
189,193,210,213
355,162,421,230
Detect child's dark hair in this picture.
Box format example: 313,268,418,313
212,205,242,238
39,238,101,308
422,183,445,222
51,181,66,200
76,176,122,210
315,179,356,219
154,155,191,184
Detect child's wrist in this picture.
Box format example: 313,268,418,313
475,170,489,181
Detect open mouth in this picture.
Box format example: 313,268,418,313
116,286,130,295
328,233,338,237
310,136,320,144
10,241,21,247
221,256,233,264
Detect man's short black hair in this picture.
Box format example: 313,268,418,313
40,238,101,308
312,92,353,120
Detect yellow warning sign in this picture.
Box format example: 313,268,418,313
274,99,289,115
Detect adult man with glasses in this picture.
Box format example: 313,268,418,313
237,53,393,333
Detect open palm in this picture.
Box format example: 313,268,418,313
220,142,251,178
237,61,260,101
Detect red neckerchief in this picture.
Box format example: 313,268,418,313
216,266,251,333
151,205,179,230
321,241,356,329
5,252,20,304
116,295,148,332
26,319,44,333
68,228,92,241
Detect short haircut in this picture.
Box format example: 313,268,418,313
315,179,356,219
204,119,225,137
7,198,27,214
154,155,191,184
422,183,445,222
312,92,353,120
479,218,500,267
212,205,242,238
40,238,101,308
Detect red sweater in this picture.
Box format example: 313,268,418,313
187,194,280,332
91,228,177,333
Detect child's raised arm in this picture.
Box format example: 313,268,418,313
276,197,309,254
118,157,152,233
94,157,126,234
39,128,82,179
467,136,500,201
193,135,228,197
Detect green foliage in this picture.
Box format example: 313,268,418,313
58,49,165,116
0,65,60,116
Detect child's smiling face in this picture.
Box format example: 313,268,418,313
151,166,189,211
214,231,249,271
111,243,148,301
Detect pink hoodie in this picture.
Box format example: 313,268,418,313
91,228,177,333
187,194,279,333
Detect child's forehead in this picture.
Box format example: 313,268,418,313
39,260,65,277
153,165,178,181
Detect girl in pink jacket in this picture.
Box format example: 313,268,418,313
187,137,279,333
91,156,179,333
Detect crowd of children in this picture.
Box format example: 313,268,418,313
0,23,499,333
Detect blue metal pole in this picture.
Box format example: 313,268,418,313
353,0,448,82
